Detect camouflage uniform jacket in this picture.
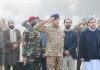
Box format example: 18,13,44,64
34,23,64,57
22,21,42,62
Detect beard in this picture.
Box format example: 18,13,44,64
65,26,71,29
9,25,14,29
91,26,96,30
30,20,37,27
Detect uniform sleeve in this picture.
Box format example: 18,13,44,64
34,22,46,32
22,20,30,28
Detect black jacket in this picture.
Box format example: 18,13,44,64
79,29,100,61
64,30,78,59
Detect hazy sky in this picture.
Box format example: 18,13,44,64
0,0,99,16
0,0,99,30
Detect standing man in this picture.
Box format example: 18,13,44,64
0,21,4,70
40,32,47,70
1,18,8,30
63,18,77,70
79,17,100,70
34,14,64,70
80,18,88,31
77,18,88,70
22,16,42,70
3,19,21,70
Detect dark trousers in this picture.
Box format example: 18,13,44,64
4,63,17,70
0,53,3,65
33,58,41,70
16,62,33,70
4,53,19,70
77,60,81,70
41,57,47,70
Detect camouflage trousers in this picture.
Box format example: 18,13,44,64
33,61,41,70
46,56,63,70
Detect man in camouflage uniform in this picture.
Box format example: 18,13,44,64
22,16,43,70
34,14,64,70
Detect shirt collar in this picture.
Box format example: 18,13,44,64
65,28,71,32
89,27,96,32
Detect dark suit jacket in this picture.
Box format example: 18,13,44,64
64,30,78,59
3,29,21,53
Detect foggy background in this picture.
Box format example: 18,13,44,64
0,0,100,31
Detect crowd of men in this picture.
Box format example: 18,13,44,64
0,14,100,70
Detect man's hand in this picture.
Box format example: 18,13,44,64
23,57,27,65
64,50,70,56
80,58,84,61
44,18,54,23
12,43,18,50
42,53,46,58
